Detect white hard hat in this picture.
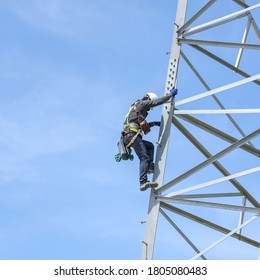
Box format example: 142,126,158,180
145,92,158,101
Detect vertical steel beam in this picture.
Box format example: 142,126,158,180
141,0,188,260
237,196,246,236
235,18,251,68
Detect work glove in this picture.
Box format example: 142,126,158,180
149,121,160,127
170,88,178,97
114,153,121,162
153,121,161,127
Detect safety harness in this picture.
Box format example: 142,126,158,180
123,102,150,136
115,101,150,162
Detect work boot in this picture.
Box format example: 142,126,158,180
147,163,154,174
140,181,158,191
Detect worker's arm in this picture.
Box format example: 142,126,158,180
144,88,178,109
149,121,161,127
151,94,171,107
138,88,178,113
140,94,170,111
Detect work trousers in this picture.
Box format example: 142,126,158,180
123,133,154,184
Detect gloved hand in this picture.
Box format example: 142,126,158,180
149,121,161,127
114,153,121,162
170,88,178,97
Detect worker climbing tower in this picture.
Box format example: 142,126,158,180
142,0,260,260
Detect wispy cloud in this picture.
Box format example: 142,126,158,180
4,0,96,38
0,69,101,180
3,0,139,40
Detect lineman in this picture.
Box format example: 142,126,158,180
122,89,177,191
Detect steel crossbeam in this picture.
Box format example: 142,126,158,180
159,209,207,260
175,114,260,156
175,74,260,106
156,129,260,193
179,38,260,49
160,203,260,248
182,3,260,37
190,45,260,86
180,50,256,148
174,109,260,114
191,214,260,260
172,117,260,208
157,197,260,214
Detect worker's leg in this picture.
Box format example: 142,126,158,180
132,136,149,185
143,140,154,162
143,140,154,173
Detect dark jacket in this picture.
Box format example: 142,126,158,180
126,94,171,125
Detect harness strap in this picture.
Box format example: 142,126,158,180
123,103,141,133
124,104,134,124
126,131,141,148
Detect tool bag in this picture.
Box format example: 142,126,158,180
131,103,150,135
138,113,150,135
115,136,134,162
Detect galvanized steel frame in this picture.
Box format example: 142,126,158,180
141,0,260,260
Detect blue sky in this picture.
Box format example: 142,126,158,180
0,0,259,260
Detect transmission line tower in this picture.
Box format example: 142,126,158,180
141,0,260,260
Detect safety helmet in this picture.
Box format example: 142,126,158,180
144,92,158,101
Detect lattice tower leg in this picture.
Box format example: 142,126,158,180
141,0,188,260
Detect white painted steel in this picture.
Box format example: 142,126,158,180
157,129,260,193
235,18,251,68
141,0,188,260
174,109,260,114
179,38,260,49
178,0,217,34
157,197,260,214
191,214,260,260
165,166,260,198
141,0,260,260
160,209,207,260
183,3,260,37
175,74,260,106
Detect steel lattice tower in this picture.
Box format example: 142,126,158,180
141,0,260,260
